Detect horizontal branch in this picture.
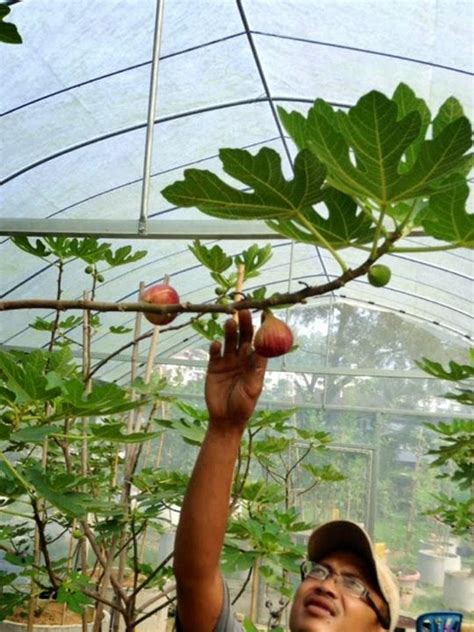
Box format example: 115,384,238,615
0,240,392,317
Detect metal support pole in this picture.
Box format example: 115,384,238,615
138,0,166,234
367,412,382,538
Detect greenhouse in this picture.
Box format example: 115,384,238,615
0,1,473,631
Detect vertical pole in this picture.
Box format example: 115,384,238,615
367,413,381,539
138,0,166,233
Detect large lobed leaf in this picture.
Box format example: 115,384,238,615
279,85,471,206
420,176,474,246
161,84,471,251
0,350,64,405
266,187,374,249
162,147,326,220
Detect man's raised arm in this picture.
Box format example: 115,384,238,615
173,310,267,632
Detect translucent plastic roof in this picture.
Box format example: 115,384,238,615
1,0,473,365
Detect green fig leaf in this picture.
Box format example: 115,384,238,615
189,240,233,272
420,176,474,246
104,244,147,266
392,82,431,172
392,117,472,201
11,236,51,259
433,96,465,138
235,243,273,276
282,87,471,205
162,148,327,220
0,5,22,45
266,188,374,249
9,425,61,443
278,106,309,150
89,422,161,444
303,90,422,203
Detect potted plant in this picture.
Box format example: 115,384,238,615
417,352,474,611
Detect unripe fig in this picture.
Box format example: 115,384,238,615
254,310,294,358
141,283,180,325
71,529,83,539
2,411,15,424
96,274,105,283
368,264,391,287
84,265,94,274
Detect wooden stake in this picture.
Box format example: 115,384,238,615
233,264,245,321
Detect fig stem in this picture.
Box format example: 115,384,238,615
295,210,349,273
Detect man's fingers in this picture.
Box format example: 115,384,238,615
253,353,268,372
237,309,254,346
223,317,238,356
208,340,222,360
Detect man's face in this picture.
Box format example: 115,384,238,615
289,550,389,632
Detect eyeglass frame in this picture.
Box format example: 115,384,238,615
300,560,390,630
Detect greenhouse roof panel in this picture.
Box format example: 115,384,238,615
0,0,472,362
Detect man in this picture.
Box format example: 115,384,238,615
174,310,400,632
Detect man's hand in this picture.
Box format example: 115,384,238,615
205,310,267,430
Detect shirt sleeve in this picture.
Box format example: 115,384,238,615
175,580,244,632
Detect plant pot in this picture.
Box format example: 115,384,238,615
395,569,420,608
443,569,474,613
419,537,459,556
417,549,461,587
1,604,107,632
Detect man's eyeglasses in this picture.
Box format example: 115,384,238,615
300,561,390,630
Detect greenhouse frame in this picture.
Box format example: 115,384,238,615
0,1,473,630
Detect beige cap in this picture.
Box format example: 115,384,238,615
307,520,400,632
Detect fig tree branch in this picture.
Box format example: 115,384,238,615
31,498,59,591
0,235,396,316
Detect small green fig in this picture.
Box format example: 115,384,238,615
96,274,105,283
368,264,391,287
2,411,15,424
85,265,94,274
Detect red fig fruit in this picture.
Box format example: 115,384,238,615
141,283,180,325
254,311,294,358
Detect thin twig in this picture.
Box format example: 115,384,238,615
231,564,254,606
129,550,174,598
30,499,59,590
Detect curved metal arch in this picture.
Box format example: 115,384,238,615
1,96,352,185
344,276,472,324
1,32,246,117
4,26,470,119
254,31,474,76
9,136,281,225
389,251,473,282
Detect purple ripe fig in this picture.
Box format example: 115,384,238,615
141,283,180,325
254,310,294,358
